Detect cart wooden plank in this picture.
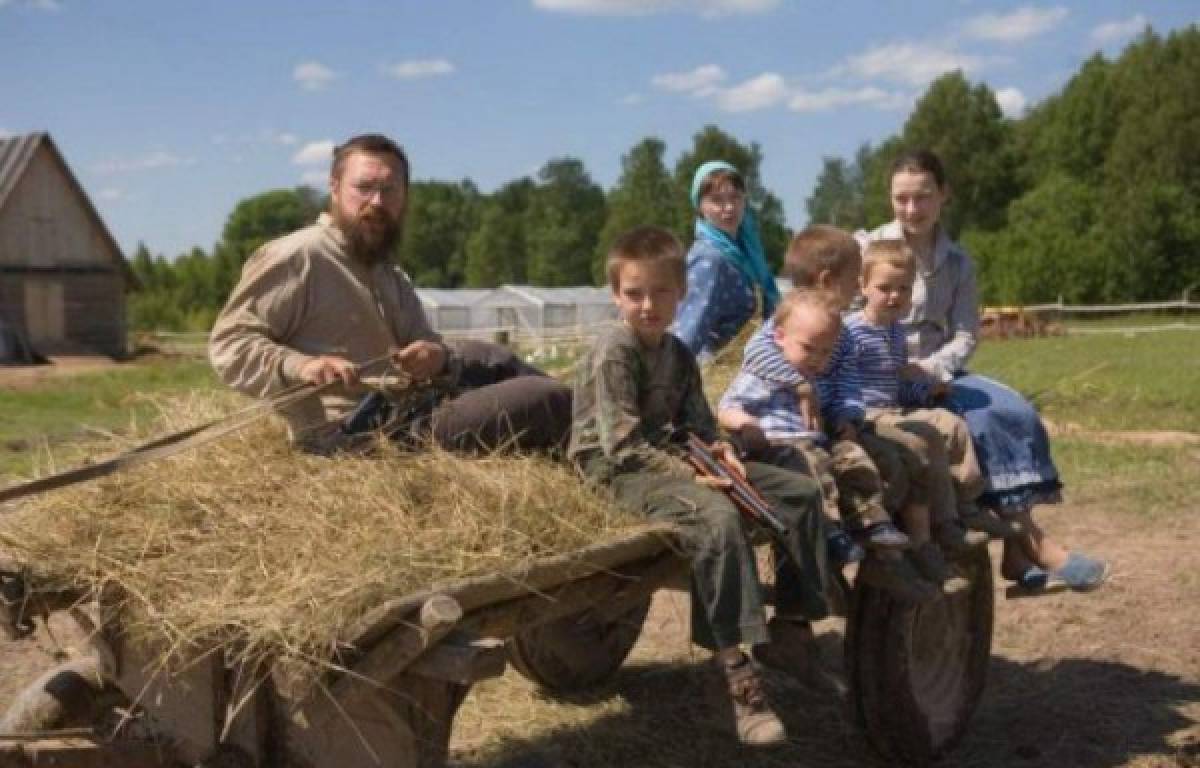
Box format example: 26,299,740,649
0,736,171,768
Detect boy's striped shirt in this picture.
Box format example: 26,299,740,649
839,311,932,409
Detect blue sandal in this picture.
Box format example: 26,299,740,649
1053,552,1111,592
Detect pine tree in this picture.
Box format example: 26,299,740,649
594,138,682,282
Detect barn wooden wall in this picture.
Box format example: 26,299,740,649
0,142,127,357
0,274,126,356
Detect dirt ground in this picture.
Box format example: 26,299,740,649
0,356,124,391
3,476,1198,766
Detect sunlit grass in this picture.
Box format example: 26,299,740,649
971,330,1200,432
1051,437,1197,521
0,359,218,478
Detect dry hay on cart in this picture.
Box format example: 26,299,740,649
0,392,639,691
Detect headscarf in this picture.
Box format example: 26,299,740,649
690,160,780,316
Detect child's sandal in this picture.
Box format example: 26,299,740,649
827,529,866,565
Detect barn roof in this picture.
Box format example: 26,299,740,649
0,132,132,284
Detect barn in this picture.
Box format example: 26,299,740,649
0,132,131,360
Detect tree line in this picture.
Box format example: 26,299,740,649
806,25,1200,305
130,24,1199,329
129,126,786,330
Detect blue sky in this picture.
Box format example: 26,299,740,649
1,1,1194,260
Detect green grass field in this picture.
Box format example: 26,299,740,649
0,359,218,478
971,329,1200,432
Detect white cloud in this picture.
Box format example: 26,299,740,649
92,151,194,174
1091,14,1148,44
97,187,123,201
788,86,908,112
844,42,981,86
652,62,910,114
293,60,336,91
292,140,335,166
382,59,455,80
715,72,789,112
994,86,1027,117
300,170,328,186
532,0,777,17
651,64,727,95
0,127,12,139
620,93,645,106
964,6,1068,43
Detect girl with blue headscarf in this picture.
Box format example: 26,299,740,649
673,161,780,361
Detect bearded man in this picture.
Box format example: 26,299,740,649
209,133,571,453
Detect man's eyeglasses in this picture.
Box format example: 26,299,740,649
348,180,403,200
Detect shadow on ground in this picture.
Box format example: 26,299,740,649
452,651,1200,768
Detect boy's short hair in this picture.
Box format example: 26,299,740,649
861,239,916,280
784,225,862,287
773,288,842,330
606,226,686,290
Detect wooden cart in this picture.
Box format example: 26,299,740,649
1,526,992,767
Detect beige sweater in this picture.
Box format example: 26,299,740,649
209,213,439,440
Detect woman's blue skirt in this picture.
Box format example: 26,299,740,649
946,374,1063,514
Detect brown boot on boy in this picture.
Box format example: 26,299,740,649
721,654,787,747
753,617,843,694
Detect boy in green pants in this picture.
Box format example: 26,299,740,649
569,226,829,747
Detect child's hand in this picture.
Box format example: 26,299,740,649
694,473,731,490
692,441,745,490
712,441,747,482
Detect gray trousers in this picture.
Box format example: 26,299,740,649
609,461,828,651
429,341,572,453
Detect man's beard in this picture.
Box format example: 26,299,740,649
334,207,403,265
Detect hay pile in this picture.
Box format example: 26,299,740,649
0,393,637,682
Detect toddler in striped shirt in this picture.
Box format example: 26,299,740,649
835,239,987,590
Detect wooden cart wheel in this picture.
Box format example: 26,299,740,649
507,597,652,692
846,546,994,766
0,655,123,733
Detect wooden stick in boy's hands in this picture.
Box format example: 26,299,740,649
685,434,790,537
